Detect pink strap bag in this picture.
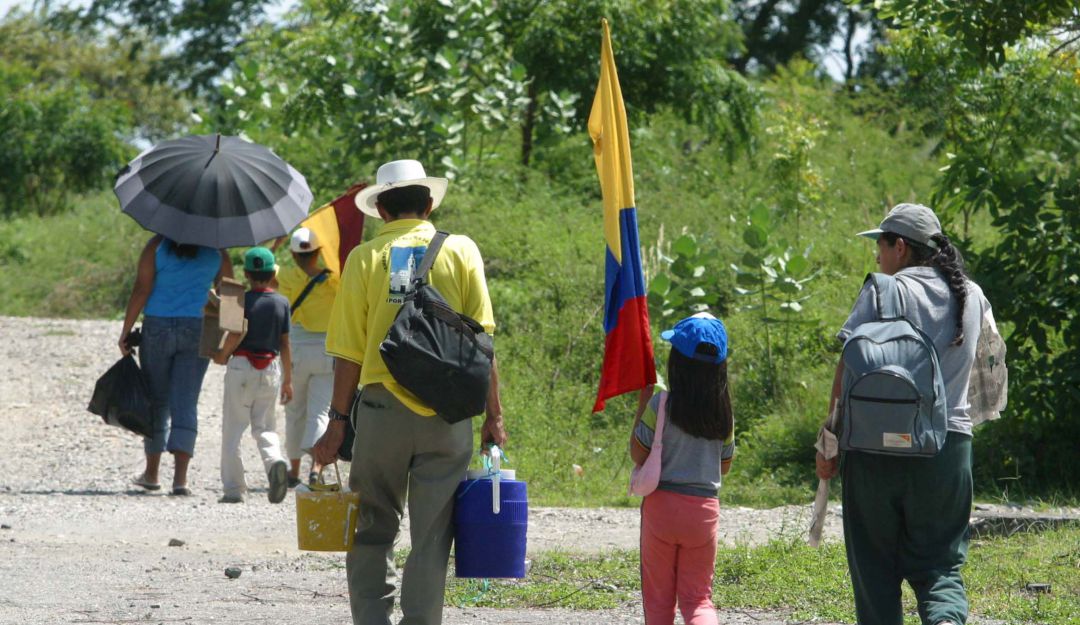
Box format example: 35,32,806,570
629,391,667,497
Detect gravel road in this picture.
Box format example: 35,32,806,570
3,315,1045,624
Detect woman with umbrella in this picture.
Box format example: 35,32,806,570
114,134,313,496
119,238,232,495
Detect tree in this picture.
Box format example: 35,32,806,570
730,0,845,73
214,0,531,187
500,0,756,165
52,0,272,96
0,12,185,214
217,0,759,183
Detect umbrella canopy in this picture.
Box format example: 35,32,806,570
115,134,314,249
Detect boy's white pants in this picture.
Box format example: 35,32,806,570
221,357,286,498
284,340,333,460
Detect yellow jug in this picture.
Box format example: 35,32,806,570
295,464,360,551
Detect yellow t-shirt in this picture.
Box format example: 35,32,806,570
276,262,340,333
325,219,495,416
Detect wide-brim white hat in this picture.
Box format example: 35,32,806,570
353,159,448,218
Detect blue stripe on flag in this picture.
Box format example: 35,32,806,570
603,207,646,333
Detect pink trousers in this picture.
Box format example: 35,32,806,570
640,489,720,625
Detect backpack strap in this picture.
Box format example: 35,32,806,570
413,231,450,286
867,273,904,320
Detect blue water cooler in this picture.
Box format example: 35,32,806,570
453,461,528,578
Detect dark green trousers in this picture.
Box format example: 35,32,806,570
841,433,972,625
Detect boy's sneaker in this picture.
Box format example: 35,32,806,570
267,460,289,504
218,494,244,504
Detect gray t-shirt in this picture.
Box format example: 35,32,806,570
237,290,290,354
634,392,735,498
837,267,987,436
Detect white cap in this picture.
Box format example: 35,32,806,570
290,227,321,253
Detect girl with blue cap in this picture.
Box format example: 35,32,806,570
628,312,735,625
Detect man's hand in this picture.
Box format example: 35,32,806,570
313,419,347,466
816,452,839,480
280,380,293,405
118,332,131,357
480,413,507,450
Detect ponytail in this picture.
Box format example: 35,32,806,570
882,231,968,345
928,233,967,346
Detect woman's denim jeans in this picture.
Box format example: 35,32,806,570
139,316,210,456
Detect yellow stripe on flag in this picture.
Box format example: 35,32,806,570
301,202,342,276
587,18,635,263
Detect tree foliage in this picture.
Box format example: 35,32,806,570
500,0,756,164
54,0,271,96
730,0,845,73
0,12,186,215
215,0,758,183
875,0,1079,68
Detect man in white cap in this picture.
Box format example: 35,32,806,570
313,159,507,625
276,227,339,486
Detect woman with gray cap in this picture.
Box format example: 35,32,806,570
817,203,993,625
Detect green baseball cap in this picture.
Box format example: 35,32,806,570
857,203,942,249
244,247,278,273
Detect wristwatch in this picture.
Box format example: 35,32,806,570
329,406,350,422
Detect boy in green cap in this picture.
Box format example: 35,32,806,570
214,246,294,504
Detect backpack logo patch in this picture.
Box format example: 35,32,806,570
882,433,913,448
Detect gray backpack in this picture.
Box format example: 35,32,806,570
838,273,948,456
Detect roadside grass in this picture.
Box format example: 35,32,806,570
0,191,148,319
441,527,1080,624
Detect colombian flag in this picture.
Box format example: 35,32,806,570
300,183,367,275
588,19,656,412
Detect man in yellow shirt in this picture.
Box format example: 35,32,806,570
276,227,339,486
313,159,507,625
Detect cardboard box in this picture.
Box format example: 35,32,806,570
199,277,247,359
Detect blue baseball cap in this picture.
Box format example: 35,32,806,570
660,312,728,364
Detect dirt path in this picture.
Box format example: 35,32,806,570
0,316,1057,624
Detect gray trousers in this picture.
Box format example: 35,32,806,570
346,384,472,625
842,433,973,625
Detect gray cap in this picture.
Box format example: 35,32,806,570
857,203,942,249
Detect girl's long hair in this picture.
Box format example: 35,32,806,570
882,231,968,345
666,348,733,441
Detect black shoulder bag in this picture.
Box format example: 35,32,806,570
379,231,494,423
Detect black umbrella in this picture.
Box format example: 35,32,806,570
114,134,314,248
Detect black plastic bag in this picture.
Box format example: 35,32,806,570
88,354,154,438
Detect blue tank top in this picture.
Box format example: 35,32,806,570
144,241,220,318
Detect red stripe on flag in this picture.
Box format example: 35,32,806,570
594,294,656,412
331,184,366,269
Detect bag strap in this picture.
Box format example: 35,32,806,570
867,273,904,320
652,391,668,448
291,269,331,315
413,231,450,286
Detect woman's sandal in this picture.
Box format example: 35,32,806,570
171,485,192,496
132,474,161,491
